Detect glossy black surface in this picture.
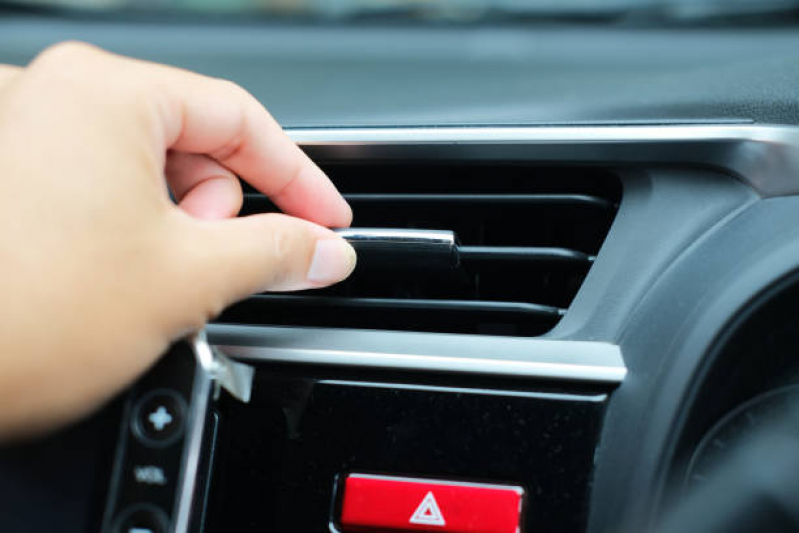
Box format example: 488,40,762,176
668,273,799,493
114,504,169,533
205,367,607,533
685,385,799,491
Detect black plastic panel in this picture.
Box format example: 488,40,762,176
590,196,799,533
101,342,201,533
204,367,607,533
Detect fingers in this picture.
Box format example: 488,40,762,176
169,213,356,323
166,151,242,220
19,42,358,325
153,74,352,228
27,42,352,227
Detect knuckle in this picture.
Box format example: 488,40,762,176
205,79,253,162
26,41,144,116
213,77,260,116
262,215,304,287
32,41,101,68
213,77,249,99
269,221,293,264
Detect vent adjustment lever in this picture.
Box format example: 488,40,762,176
334,228,459,269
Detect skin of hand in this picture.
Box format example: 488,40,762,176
0,42,356,439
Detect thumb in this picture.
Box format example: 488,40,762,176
170,212,356,324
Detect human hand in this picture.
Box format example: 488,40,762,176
0,42,355,438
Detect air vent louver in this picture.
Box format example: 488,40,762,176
216,163,620,336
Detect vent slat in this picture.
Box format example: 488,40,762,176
243,294,564,316
459,246,591,266
345,193,615,210
218,295,564,336
242,193,614,211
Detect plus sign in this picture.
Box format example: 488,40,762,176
148,406,173,432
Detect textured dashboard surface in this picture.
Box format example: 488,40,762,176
0,16,799,126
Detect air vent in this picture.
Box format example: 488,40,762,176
216,163,620,336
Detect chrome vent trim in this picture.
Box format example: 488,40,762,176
290,124,799,197
207,325,626,384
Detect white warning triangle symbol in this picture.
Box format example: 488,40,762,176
409,491,446,527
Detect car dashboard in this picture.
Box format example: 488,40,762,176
2,12,799,533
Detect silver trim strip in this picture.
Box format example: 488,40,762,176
193,330,254,403
212,327,626,384
289,124,799,197
173,336,213,533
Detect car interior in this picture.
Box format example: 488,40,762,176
2,1,799,532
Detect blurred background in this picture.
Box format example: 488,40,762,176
7,0,799,24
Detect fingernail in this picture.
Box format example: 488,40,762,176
307,239,357,285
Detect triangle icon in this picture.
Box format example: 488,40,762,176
409,491,446,527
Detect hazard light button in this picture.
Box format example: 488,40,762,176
339,474,524,533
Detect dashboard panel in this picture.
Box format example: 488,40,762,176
2,16,799,127
2,12,799,533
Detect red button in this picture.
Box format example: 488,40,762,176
339,474,524,533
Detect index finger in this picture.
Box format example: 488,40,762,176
67,45,352,228
159,73,352,227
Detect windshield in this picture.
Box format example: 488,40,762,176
8,0,799,23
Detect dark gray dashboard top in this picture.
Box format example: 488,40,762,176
0,16,799,126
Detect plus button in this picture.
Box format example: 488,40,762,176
148,406,173,432
134,391,186,445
